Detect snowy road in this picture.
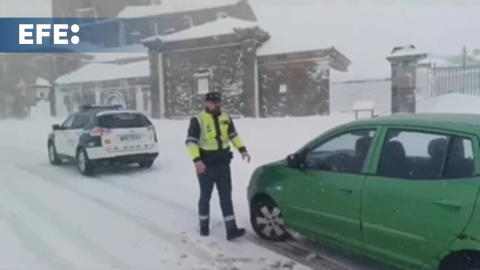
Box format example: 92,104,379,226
0,151,307,269
0,113,374,270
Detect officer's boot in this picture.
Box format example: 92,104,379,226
225,219,246,241
199,217,209,237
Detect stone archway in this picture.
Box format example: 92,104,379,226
104,92,126,109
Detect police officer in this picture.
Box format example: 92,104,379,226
185,92,251,241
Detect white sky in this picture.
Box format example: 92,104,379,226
250,1,480,80
3,0,480,80
0,0,51,17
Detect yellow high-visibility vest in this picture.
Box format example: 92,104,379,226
186,110,245,161
194,110,231,151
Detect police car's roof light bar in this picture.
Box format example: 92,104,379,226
78,104,123,112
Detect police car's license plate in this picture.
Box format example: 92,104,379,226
120,134,141,141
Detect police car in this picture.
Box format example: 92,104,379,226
47,105,159,175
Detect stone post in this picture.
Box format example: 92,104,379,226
149,50,160,118
386,45,427,114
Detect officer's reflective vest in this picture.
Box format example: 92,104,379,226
194,110,231,151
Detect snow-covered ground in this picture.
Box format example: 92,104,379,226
416,93,480,114
0,101,356,270
3,94,480,270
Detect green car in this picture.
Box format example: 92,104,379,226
248,113,480,270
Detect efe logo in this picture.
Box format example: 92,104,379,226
19,24,80,45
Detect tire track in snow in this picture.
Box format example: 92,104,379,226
98,173,385,270
95,166,198,197
85,173,333,270
11,163,216,265
1,177,127,270
104,173,392,270
14,163,310,270
95,175,196,215
0,202,76,270
1,150,317,270
89,175,319,270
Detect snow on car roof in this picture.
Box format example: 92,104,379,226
95,110,142,116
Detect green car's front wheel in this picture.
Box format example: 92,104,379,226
250,195,289,242
440,251,480,270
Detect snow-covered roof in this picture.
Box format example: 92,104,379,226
91,52,148,63
93,52,148,63
117,0,241,18
35,78,50,87
143,17,258,43
418,54,453,67
389,44,428,58
56,60,149,85
87,44,149,63
33,42,104,54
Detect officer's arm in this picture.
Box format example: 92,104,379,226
228,117,247,153
185,117,201,162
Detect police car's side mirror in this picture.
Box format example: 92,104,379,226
52,124,61,131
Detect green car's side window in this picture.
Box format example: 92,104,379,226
304,128,376,174
376,129,476,180
444,137,475,178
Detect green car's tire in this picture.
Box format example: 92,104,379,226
250,196,289,242
440,251,480,270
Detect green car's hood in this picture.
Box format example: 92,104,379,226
262,159,286,167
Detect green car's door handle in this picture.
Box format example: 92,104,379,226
433,199,462,209
338,187,353,194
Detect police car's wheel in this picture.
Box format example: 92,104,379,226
76,149,95,176
48,143,61,165
250,196,289,242
139,160,154,169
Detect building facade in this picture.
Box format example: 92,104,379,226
53,0,352,119
143,17,351,119
55,57,150,117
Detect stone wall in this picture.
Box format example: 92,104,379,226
258,60,330,117
162,44,250,117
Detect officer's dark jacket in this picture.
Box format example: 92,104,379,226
185,109,246,163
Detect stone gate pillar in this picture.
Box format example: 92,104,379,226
386,45,427,114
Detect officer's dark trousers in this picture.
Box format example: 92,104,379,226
197,160,236,229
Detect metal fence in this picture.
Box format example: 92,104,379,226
429,65,480,97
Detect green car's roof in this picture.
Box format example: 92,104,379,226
345,113,480,131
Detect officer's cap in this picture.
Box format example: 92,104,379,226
205,92,221,102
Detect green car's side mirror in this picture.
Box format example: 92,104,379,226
52,124,61,131
287,153,304,169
